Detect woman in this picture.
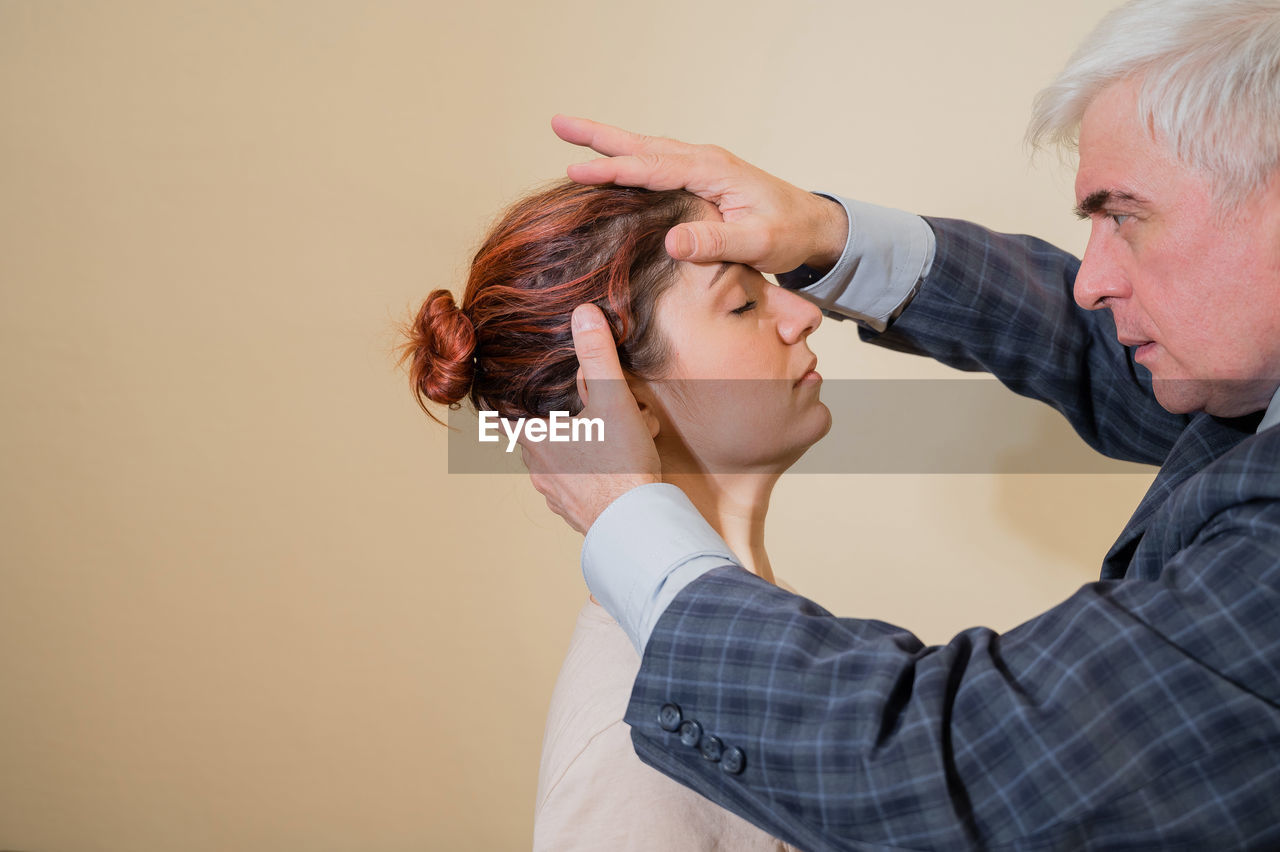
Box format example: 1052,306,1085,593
403,180,828,850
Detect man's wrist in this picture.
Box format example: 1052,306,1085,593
802,194,851,272
581,473,660,532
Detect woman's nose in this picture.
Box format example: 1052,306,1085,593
774,285,822,343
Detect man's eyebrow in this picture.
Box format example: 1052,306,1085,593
705,262,731,290
1074,189,1145,219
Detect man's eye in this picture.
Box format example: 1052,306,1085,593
731,299,757,315
1111,213,1131,226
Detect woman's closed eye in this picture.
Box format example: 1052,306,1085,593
731,299,757,315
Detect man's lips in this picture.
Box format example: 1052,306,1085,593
1119,336,1158,363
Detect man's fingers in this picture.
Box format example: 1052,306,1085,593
564,158,618,186
566,152,712,192
551,114,687,158
552,114,638,154
550,114,596,147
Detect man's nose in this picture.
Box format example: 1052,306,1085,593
1074,227,1130,310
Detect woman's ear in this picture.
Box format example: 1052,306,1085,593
626,376,663,440
574,367,660,438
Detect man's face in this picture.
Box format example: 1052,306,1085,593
1073,78,1280,417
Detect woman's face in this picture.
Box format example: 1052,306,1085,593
643,235,831,473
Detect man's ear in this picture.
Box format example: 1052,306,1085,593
626,376,663,440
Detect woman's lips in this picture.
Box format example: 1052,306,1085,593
795,357,820,386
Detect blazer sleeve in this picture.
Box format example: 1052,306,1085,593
859,217,1189,465
625,498,1280,851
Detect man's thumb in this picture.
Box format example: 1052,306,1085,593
666,220,755,265
571,304,631,413
571,304,624,380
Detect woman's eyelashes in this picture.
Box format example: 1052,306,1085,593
731,299,758,315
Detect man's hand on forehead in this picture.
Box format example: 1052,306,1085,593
553,115,849,275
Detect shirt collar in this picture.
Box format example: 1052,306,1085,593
1257,385,1280,433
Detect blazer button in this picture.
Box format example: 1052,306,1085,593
721,746,746,775
658,703,682,732
700,735,724,763
678,719,703,748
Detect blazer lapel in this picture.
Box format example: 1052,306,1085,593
1101,412,1259,579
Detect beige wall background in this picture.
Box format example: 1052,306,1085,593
0,1,1150,849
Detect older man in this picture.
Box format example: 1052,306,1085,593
523,0,1280,847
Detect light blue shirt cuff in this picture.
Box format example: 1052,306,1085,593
777,194,936,332
581,483,740,654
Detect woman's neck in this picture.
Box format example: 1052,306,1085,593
662,470,779,585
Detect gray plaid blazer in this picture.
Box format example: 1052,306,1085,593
623,218,1280,850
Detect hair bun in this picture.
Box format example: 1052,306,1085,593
403,289,476,418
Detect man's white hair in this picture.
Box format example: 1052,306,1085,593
1028,0,1280,203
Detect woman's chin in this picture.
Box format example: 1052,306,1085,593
812,401,833,441
784,403,834,468
661,402,832,474
705,430,832,474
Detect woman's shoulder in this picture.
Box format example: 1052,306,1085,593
550,598,640,714
535,600,640,805
533,599,800,851
534,714,795,851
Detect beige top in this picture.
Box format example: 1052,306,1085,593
533,599,800,852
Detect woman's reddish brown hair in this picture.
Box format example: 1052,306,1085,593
401,180,698,423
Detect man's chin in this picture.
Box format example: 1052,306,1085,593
1152,377,1276,418
1151,379,1202,415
